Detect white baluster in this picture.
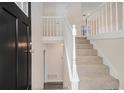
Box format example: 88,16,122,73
101,7,104,33
123,3,124,32
55,18,57,36
42,18,44,36
49,17,51,36
52,17,54,36
116,2,119,32
110,2,113,32
91,18,93,36
48,17,50,36
86,19,89,37
95,11,98,35
46,17,48,36
99,8,101,34
105,3,108,33
59,18,61,36
44,18,46,36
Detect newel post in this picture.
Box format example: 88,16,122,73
72,25,79,90
72,25,76,71
72,24,76,66
72,25,76,36
123,3,124,31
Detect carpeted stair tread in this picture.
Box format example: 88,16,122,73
76,44,93,49
76,49,97,56
75,36,119,90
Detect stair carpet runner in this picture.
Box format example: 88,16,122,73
75,36,119,90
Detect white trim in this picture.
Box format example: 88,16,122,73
41,16,64,19
45,80,63,83
88,31,124,40
88,39,119,79
42,37,63,43
42,36,63,40
75,35,84,37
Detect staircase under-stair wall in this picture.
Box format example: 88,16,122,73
75,36,119,90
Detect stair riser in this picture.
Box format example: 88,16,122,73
76,53,97,56
79,82,119,90
79,79,119,90
78,72,109,77
77,66,109,73
76,58,102,62
76,40,90,44
76,61,102,65
76,44,93,49
75,37,86,39
76,56,102,62
76,49,97,56
77,69,109,74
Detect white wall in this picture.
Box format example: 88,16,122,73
43,43,64,82
66,3,82,35
92,38,124,89
43,3,56,16
43,2,67,16
31,2,44,89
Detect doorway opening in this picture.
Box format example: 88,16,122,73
43,43,64,90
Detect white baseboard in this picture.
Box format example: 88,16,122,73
88,39,119,79
42,36,63,44
76,35,84,37
45,80,63,83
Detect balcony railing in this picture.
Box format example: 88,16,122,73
87,2,123,38
41,16,64,37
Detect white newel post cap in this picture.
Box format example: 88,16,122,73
72,25,76,36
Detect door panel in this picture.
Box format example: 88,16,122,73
27,26,31,89
0,8,17,90
17,21,28,89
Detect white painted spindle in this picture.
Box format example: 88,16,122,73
116,2,119,32
110,3,113,32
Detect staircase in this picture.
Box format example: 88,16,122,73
42,16,120,90
76,36,119,90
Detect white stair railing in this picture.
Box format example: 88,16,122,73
63,18,79,89
41,16,64,37
87,2,123,38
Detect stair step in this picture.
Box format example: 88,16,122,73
76,44,93,49
78,71,109,77
76,39,90,44
76,56,102,61
76,49,97,56
79,76,119,90
77,64,109,74
75,37,86,39
76,60,102,65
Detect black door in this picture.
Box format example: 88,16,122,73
0,3,31,90
0,7,17,90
